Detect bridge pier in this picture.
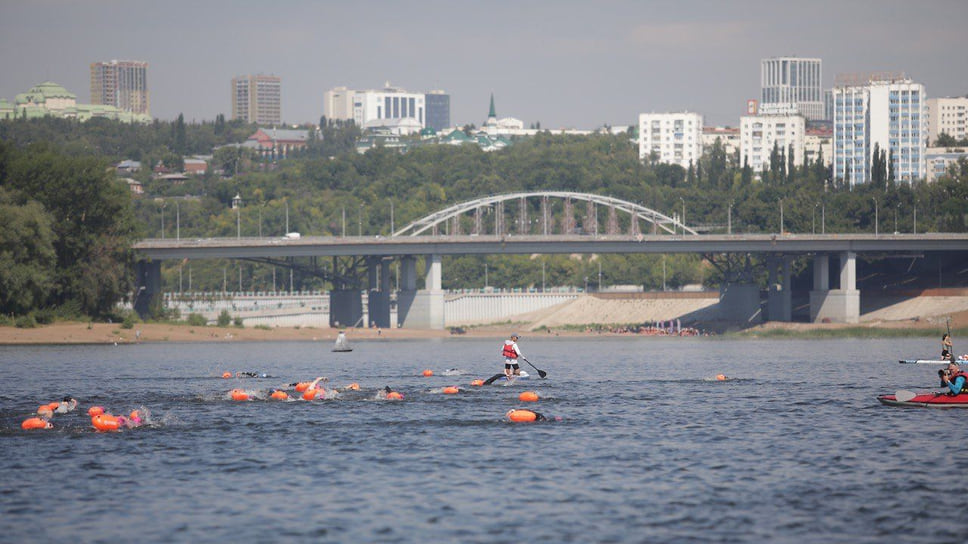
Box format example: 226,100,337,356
367,257,391,328
395,254,444,329
134,259,161,319
766,256,792,322
719,282,762,324
809,252,859,323
329,290,363,328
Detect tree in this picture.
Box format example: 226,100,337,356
0,191,56,315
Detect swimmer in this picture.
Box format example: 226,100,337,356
236,371,270,378
506,408,550,422
381,386,404,400
55,396,78,413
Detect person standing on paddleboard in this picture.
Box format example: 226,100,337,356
502,334,524,379
942,333,954,361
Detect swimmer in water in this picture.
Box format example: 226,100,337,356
236,371,269,378
55,396,78,413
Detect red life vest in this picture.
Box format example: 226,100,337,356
949,371,968,394
502,342,518,359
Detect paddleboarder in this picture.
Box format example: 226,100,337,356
942,333,953,361
502,333,524,379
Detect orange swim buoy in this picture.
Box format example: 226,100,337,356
91,414,121,432
222,372,232,379
302,388,324,401
22,417,53,430
294,382,310,392
470,379,484,387
47,402,60,411
386,391,403,400
422,369,434,377
230,389,249,401
37,405,53,417
270,390,289,400
519,391,539,402
88,406,104,417
716,374,727,381
506,409,538,422
442,386,459,395
345,383,360,391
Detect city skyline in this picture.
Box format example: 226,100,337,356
1,0,966,128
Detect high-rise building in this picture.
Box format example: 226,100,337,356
232,75,281,126
832,73,926,185
425,90,450,131
638,112,703,170
90,60,150,115
740,112,806,173
323,87,356,123
926,96,968,144
761,57,823,121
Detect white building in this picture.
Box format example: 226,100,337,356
805,127,833,167
761,57,824,121
701,126,740,165
740,113,806,172
832,75,926,185
638,112,703,170
925,146,968,182
352,83,425,128
926,96,968,144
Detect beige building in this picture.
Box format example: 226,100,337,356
701,126,740,164
232,74,281,126
926,97,968,144
90,60,150,115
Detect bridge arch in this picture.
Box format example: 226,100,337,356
393,191,697,237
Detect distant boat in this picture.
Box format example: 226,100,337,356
333,331,352,352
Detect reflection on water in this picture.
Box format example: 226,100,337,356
1,337,966,543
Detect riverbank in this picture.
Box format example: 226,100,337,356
0,311,965,345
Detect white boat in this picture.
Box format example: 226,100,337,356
332,331,352,352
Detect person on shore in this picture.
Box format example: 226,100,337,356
502,333,523,379
942,334,954,361
940,361,968,395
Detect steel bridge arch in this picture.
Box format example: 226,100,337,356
393,191,697,237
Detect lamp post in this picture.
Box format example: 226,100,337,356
778,198,784,234
160,202,166,239
872,197,878,236
679,197,685,234
389,199,394,235
812,203,817,234
341,207,346,237
285,200,289,235
176,201,180,241
821,203,826,234
358,204,363,236
913,202,918,234
727,200,732,234
484,263,488,289
232,194,242,239
541,260,546,292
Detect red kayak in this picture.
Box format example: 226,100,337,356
878,390,968,407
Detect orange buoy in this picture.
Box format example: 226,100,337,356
230,389,249,401
422,369,434,377
302,388,324,401
470,379,484,387
345,383,360,391
506,409,538,422
294,382,310,392
386,391,403,400
270,390,289,400
48,402,61,411
442,386,459,395
716,374,727,381
22,417,52,430
222,372,232,379
88,406,104,417
129,410,142,421
37,405,53,417
92,414,121,432
519,391,539,402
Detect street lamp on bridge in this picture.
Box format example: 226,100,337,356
872,197,878,236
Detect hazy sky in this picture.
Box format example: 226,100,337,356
2,0,966,128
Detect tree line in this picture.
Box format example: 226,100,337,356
1,116,966,319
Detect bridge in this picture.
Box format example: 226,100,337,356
132,192,968,329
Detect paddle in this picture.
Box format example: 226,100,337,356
895,390,917,402
521,357,548,378
947,317,953,359
483,373,506,386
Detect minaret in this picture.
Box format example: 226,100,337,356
485,93,497,128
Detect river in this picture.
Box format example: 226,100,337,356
2,337,966,543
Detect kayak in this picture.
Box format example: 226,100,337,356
898,359,950,365
878,390,968,407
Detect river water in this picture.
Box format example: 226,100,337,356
2,337,966,543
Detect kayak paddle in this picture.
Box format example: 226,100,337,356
894,390,917,402
522,357,548,378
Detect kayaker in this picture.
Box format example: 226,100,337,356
502,333,523,379
942,334,953,360
940,361,968,395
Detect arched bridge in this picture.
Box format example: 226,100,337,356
393,191,697,237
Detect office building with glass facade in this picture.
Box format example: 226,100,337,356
761,57,824,121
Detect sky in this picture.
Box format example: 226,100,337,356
2,0,966,128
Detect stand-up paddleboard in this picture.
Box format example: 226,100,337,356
482,371,530,385
878,390,968,407
898,359,950,365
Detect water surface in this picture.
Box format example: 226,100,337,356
2,337,966,543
